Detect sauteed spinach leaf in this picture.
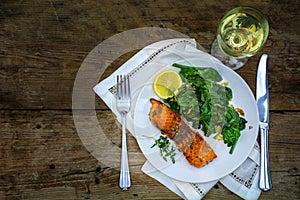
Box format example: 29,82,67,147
163,63,247,154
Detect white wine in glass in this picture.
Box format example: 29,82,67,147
211,7,269,70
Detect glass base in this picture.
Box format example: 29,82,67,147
211,39,248,70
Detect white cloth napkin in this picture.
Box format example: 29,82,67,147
93,38,262,200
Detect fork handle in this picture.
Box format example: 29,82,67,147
119,114,131,190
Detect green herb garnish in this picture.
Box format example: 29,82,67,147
151,135,176,164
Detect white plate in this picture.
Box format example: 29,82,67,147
133,58,259,183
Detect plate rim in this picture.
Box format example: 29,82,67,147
133,58,259,183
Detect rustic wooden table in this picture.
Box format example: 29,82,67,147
1,0,299,199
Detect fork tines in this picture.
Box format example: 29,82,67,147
117,75,130,100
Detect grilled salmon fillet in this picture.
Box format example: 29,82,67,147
149,98,217,168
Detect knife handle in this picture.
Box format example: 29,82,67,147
259,123,272,191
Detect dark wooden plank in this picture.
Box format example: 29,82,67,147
0,0,299,110
0,110,299,199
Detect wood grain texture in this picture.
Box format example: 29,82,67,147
0,110,299,199
0,0,299,110
0,0,299,199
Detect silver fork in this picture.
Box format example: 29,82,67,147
116,75,131,190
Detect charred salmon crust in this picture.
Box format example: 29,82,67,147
149,98,217,168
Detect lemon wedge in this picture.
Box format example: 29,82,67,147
153,70,182,99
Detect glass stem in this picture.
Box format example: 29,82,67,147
211,39,248,70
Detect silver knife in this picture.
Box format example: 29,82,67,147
256,54,272,191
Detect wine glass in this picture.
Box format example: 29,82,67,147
211,7,269,70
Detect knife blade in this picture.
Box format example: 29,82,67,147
256,54,272,191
